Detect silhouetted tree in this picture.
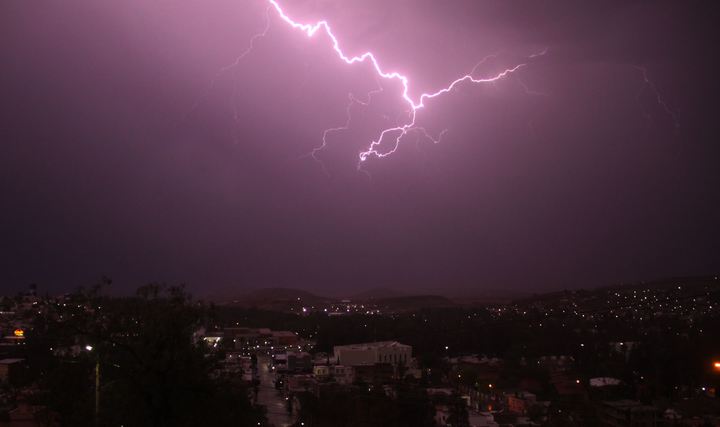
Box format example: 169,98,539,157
27,283,265,427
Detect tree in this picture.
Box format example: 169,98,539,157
292,383,435,427
28,283,265,427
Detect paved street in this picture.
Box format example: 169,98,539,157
257,355,294,427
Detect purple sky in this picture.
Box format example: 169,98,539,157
1,0,718,296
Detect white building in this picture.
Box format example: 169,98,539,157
333,341,411,366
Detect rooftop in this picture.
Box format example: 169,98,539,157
334,341,410,351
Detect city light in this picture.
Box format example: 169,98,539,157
85,345,93,351
713,361,720,371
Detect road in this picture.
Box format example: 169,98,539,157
257,355,294,427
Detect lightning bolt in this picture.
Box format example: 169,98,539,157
264,0,545,168
634,65,680,132
194,3,677,173
307,77,385,176
186,6,271,123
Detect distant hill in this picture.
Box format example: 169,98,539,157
510,275,720,305
204,276,720,313
448,289,532,306
226,287,335,312
599,275,718,292
351,287,406,301
371,295,456,312
349,286,535,306
223,288,456,313
241,287,324,302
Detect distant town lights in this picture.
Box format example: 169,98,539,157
714,361,720,371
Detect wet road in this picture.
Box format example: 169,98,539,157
257,355,294,427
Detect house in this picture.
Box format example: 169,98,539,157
353,363,395,383
272,331,299,347
313,364,355,384
507,391,537,415
331,365,354,384
287,352,312,373
600,400,657,427
333,341,411,366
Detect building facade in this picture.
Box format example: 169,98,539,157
333,341,411,366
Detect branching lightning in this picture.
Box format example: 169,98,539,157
634,65,680,132
264,0,545,167
196,1,677,172
305,77,385,176
187,6,272,122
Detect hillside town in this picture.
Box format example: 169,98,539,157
0,277,719,426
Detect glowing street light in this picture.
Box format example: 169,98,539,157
83,344,100,425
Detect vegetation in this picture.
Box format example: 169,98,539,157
24,282,265,427
292,383,436,427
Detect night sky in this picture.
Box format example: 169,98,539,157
1,0,718,296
